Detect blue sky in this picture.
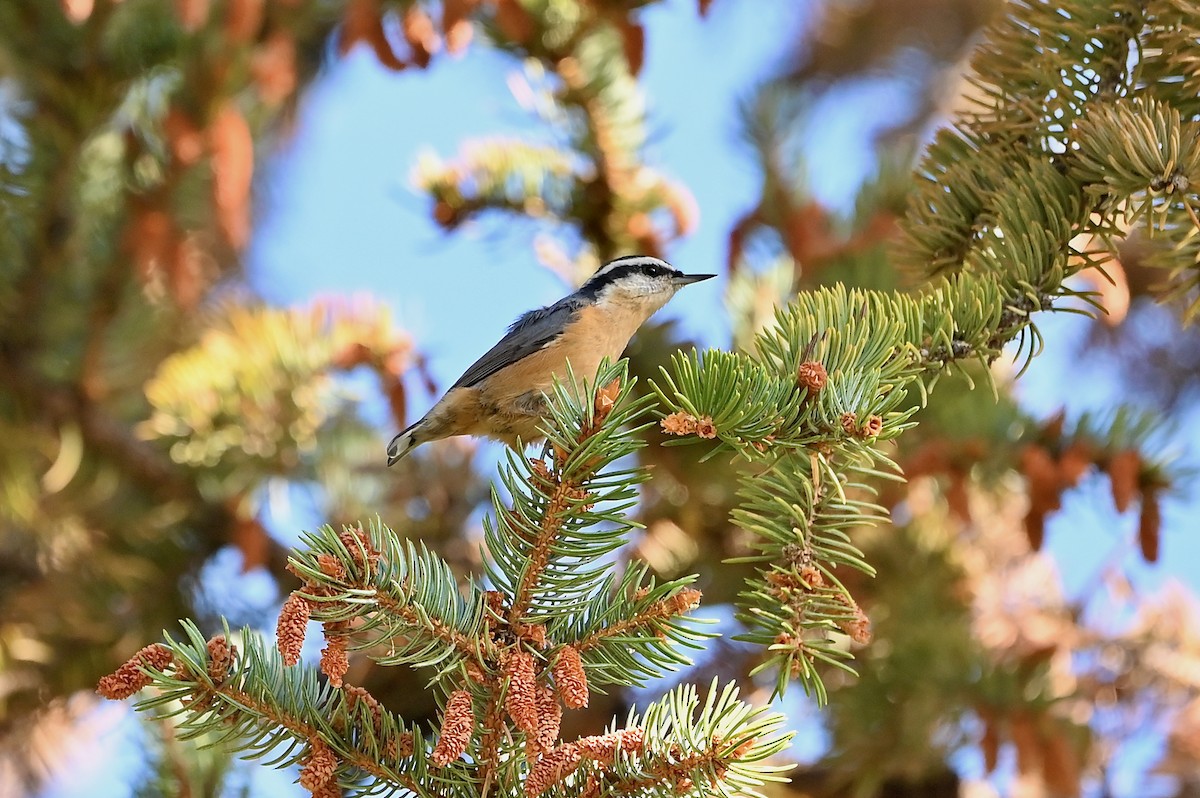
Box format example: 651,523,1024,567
248,0,806,374
39,0,1200,795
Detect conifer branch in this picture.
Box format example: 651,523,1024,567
552,562,712,690
100,363,777,798
573,680,792,798
284,521,486,673
505,454,601,626
899,0,1200,317
486,362,657,624
424,3,693,263
573,587,702,654
414,141,579,230
648,0,1200,702
108,621,438,798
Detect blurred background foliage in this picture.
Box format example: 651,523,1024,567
2,0,1200,797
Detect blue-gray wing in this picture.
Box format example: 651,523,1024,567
450,296,585,390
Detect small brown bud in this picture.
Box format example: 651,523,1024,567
317,553,347,581
842,605,872,645
338,525,381,573
595,379,621,422
277,593,311,667
668,588,702,614
862,414,884,437
385,732,415,761
799,564,824,589
764,570,800,590
839,411,858,436
660,411,698,436
729,735,758,759
529,458,553,483
796,361,828,393
516,623,547,648
431,690,475,766
206,635,235,683
344,684,383,731
484,590,506,617
465,659,488,684
552,645,589,710
580,772,602,798
695,416,717,439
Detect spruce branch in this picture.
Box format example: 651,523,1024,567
282,521,487,676
526,680,792,798
485,361,657,624
899,0,1200,317
649,0,1200,693
1013,406,1187,560
1138,0,1200,119
414,141,580,230
554,561,712,689
108,621,438,798
646,267,1093,699
730,453,881,703
140,300,410,486
424,1,694,264
100,362,785,797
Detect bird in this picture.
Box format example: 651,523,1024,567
386,255,715,465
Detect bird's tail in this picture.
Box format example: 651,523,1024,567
386,422,421,466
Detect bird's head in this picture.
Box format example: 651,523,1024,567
580,255,715,314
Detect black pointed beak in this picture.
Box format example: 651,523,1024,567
672,273,717,286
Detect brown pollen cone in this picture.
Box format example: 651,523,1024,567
299,737,338,792
796,361,828,393
431,690,475,766
505,650,539,733
276,593,311,667
97,644,176,700
553,645,589,710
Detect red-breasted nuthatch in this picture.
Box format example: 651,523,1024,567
386,255,714,465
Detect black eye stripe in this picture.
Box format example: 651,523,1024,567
579,258,678,298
